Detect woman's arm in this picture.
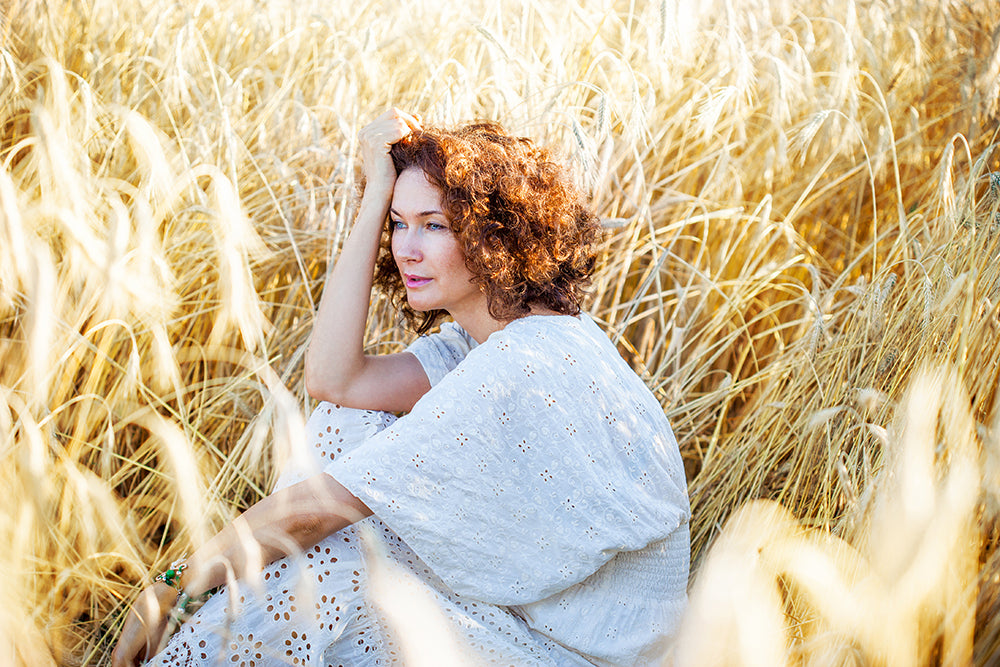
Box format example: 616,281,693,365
182,474,370,595
111,473,369,667
304,108,432,413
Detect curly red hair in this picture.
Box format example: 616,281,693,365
372,122,603,334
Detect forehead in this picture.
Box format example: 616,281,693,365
391,168,444,213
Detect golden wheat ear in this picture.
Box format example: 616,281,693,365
3,0,1000,664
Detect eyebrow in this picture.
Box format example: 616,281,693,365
390,207,445,218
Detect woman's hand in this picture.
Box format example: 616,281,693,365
357,107,422,194
111,582,178,667
111,474,370,666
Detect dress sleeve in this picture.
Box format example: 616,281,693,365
326,317,689,607
404,321,477,386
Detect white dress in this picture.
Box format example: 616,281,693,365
149,315,690,666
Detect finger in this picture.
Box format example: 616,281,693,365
111,641,135,667
112,615,136,667
389,108,423,132
361,116,413,144
360,124,416,157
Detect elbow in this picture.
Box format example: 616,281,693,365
304,370,346,405
304,350,345,403
305,367,363,408
304,350,369,405
303,366,328,401
303,357,323,399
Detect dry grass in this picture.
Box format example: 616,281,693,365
2,0,1000,664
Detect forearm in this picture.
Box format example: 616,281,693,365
179,474,371,597
304,185,392,398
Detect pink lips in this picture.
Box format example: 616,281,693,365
403,274,432,288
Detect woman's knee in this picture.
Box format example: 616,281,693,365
274,403,395,492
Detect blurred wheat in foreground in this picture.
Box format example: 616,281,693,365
2,0,1000,665
677,367,985,666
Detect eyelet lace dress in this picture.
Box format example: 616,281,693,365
148,315,690,666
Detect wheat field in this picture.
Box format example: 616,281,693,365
2,0,999,664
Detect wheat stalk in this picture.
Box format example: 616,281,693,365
2,0,1000,664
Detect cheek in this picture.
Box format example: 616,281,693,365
441,238,469,274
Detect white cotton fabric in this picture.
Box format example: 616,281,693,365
148,314,689,666
150,405,584,667
404,320,478,386
329,314,690,666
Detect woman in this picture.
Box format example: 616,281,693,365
112,109,690,666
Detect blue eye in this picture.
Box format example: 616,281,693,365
427,222,446,231
391,219,406,230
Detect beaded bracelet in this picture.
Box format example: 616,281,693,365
153,556,189,592
153,556,213,626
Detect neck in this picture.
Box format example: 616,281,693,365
450,307,506,344
449,303,565,344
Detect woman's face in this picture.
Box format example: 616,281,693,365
390,168,484,319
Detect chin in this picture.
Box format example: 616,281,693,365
405,297,432,313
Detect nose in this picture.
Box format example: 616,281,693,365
392,226,422,263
